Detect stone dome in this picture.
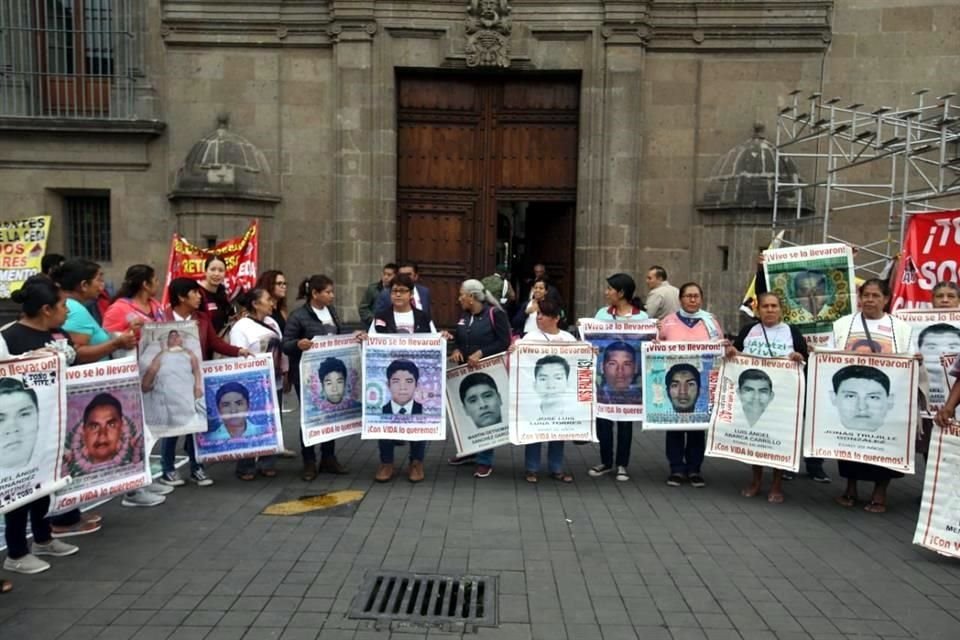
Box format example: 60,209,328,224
699,123,810,212
171,114,280,202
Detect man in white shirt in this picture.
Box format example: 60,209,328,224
644,266,681,320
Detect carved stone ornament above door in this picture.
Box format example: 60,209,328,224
465,0,512,68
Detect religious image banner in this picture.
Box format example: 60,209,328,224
361,335,446,441
706,355,805,472
508,342,596,444
641,341,724,431
894,309,960,417
446,354,511,457
914,423,960,559
194,355,283,464
578,319,658,421
0,216,51,299
138,321,207,438
300,335,363,446
803,351,918,474
892,210,960,311
763,243,856,348
0,352,68,515
52,358,150,513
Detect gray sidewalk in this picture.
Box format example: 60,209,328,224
1,403,959,640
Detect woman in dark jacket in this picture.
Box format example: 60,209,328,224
281,274,349,480
448,279,512,478
198,256,233,334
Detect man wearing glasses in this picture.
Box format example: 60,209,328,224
373,261,433,318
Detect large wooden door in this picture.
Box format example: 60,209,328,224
397,73,579,327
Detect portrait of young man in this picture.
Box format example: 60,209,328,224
382,359,423,415
533,355,571,418
736,369,774,429
666,363,701,414
459,372,503,429
829,365,895,433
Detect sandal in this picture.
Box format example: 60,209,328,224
237,472,256,481
525,472,538,484
1,580,11,594
550,472,573,483
259,469,277,478
834,494,857,508
864,501,887,513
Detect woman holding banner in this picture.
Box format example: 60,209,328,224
229,288,283,480
589,273,648,483
446,279,512,476
727,291,808,503
102,265,165,340
198,256,233,335
833,278,914,513
2,276,83,576
282,275,350,480
658,282,724,489
917,281,960,464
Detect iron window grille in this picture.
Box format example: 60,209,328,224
0,0,144,119
66,194,110,261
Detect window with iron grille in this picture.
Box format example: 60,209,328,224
66,194,111,261
0,0,144,119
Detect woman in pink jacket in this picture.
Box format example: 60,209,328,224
658,282,724,489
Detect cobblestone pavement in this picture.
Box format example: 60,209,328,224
2,398,959,640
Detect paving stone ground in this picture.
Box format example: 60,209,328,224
2,396,959,640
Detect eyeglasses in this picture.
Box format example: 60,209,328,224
681,293,701,299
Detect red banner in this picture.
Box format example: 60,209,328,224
892,211,960,311
161,221,259,306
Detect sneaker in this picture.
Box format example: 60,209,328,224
689,474,706,488
615,466,630,482
121,489,166,508
3,554,49,574
810,470,832,483
448,454,476,466
783,472,796,481
190,468,214,487
588,464,613,477
473,464,493,479
80,512,102,525
32,539,79,557
50,520,101,538
144,483,174,496
666,474,684,487
158,471,185,487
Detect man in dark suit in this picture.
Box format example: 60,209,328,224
373,261,432,318
381,359,423,415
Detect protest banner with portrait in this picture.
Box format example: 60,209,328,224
0,215,51,299
194,355,283,463
138,321,207,437
0,352,68,515
764,243,856,348
893,309,960,416
578,319,658,421
706,355,805,472
892,210,960,311
446,354,511,456
52,358,150,512
508,342,596,444
362,334,446,441
161,221,259,305
803,351,918,473
914,423,960,558
641,341,724,431
300,334,363,446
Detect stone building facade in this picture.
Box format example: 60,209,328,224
0,1,958,329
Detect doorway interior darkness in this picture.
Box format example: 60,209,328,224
396,70,580,327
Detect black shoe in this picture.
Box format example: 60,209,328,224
666,474,684,487
688,474,706,488
809,470,831,483
447,454,476,466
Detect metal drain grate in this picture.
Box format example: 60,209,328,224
349,570,498,628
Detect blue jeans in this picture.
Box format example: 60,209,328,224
475,448,495,467
525,442,564,474
665,430,705,475
161,436,202,474
379,440,426,463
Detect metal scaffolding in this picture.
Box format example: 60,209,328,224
773,88,960,276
